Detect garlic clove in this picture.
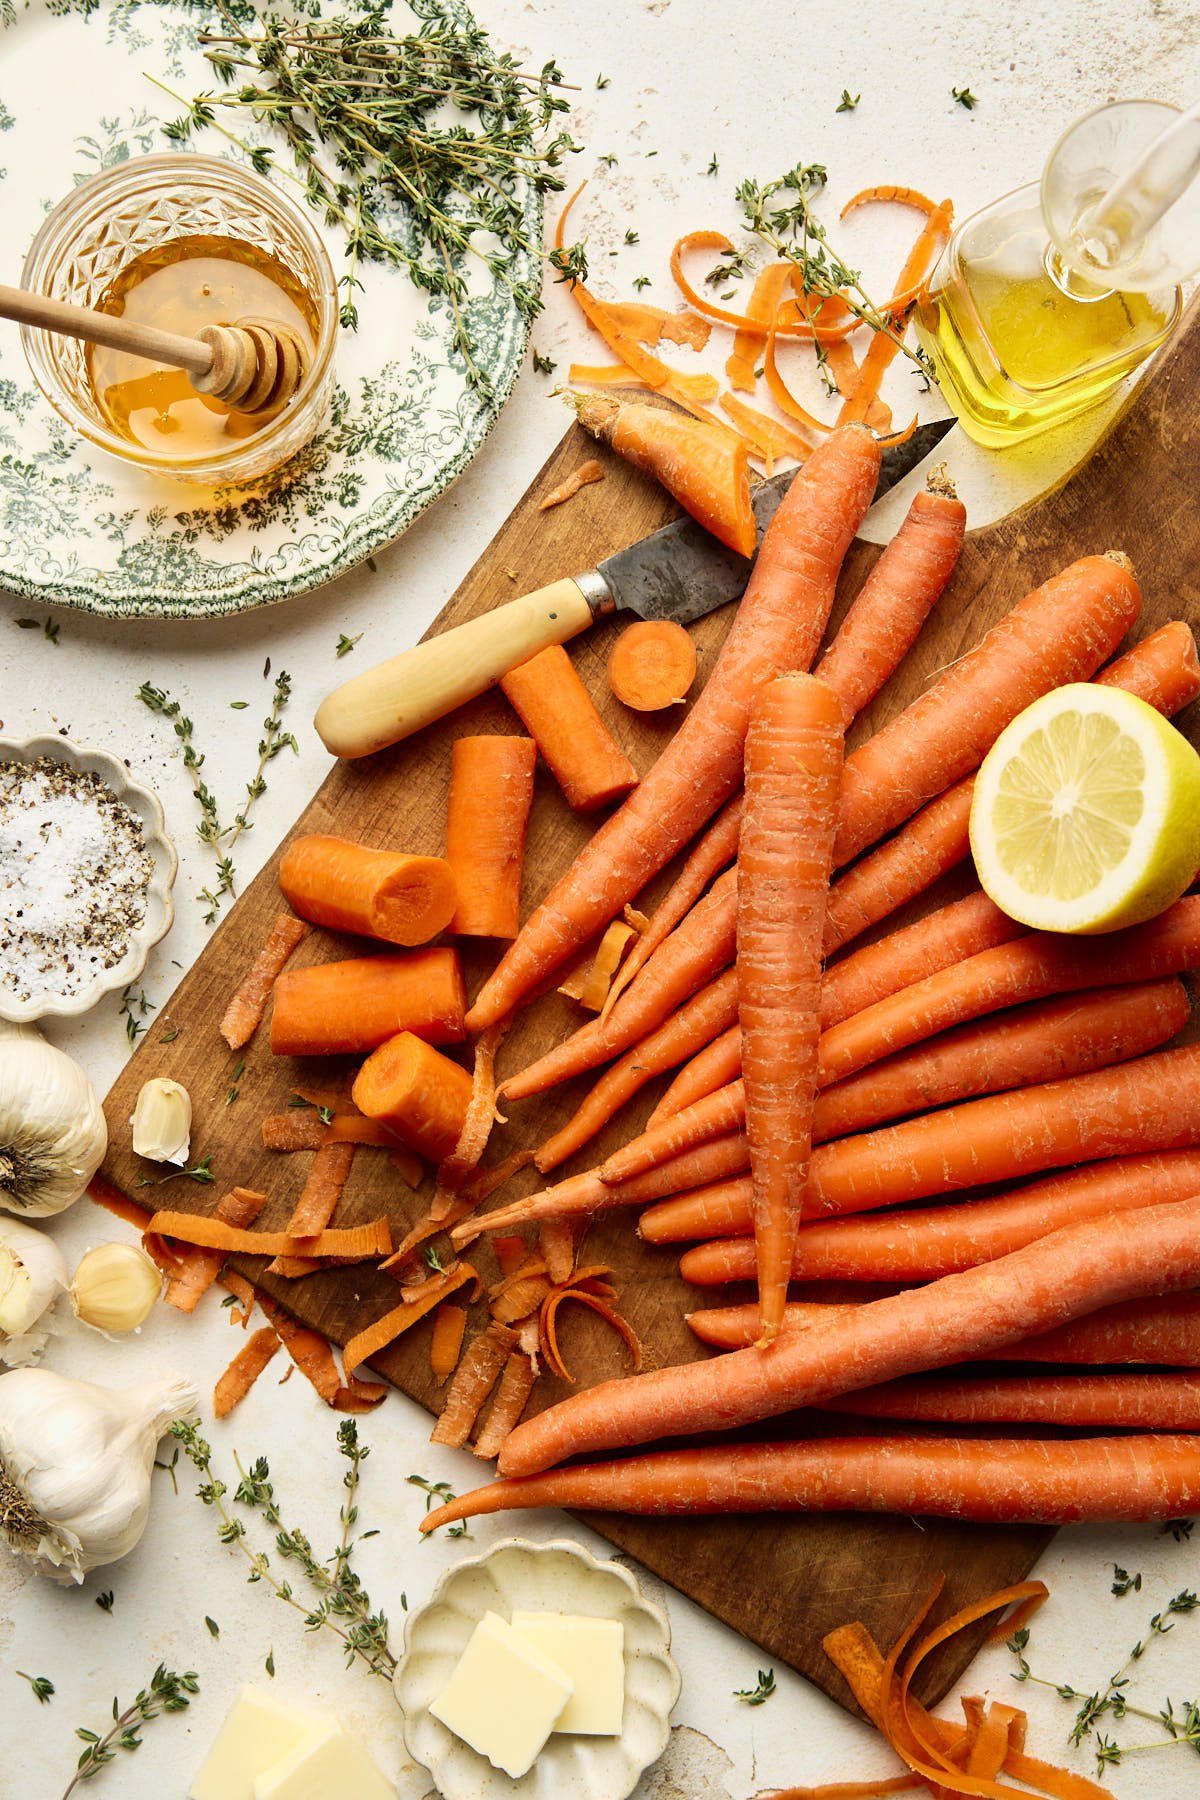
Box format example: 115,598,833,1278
71,1242,163,1333
0,1217,68,1366
130,1077,192,1166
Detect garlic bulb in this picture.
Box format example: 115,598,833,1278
0,1023,107,1217
130,1077,191,1165
0,1366,197,1583
0,1217,68,1366
71,1242,162,1332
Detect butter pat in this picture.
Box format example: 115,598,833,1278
511,1612,625,1735
253,1721,395,1799
189,1687,322,1800
429,1609,574,1778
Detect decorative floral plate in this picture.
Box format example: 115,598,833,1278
0,0,540,618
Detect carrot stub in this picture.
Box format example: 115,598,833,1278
500,644,639,814
352,1031,473,1161
607,619,698,712
270,949,466,1057
219,912,310,1050
279,834,457,946
444,736,537,939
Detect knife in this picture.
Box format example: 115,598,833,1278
315,417,955,760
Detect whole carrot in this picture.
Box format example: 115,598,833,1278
649,1022,742,1122
466,423,882,1030
823,777,974,955
827,1372,1200,1429
737,676,843,1340
821,890,1021,1030
814,469,966,726
497,1192,1200,1475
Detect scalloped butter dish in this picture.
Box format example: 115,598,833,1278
395,1538,681,1799
0,734,177,1024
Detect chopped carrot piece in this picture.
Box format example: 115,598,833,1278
430,1303,469,1384
445,738,537,941
500,644,639,814
270,950,466,1057
214,1327,281,1418
491,1272,553,1326
494,1235,532,1277
432,1322,518,1447
539,459,605,511
220,912,310,1050
608,620,698,712
352,1032,473,1161
279,834,457,946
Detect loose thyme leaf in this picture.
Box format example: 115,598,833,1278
531,349,556,373
706,152,719,175
952,85,978,109
205,1616,220,1639
734,1668,776,1705
335,632,362,658
836,88,860,112
18,1671,55,1704
95,1591,114,1614
595,73,610,88
264,1649,275,1678
1112,1564,1143,1597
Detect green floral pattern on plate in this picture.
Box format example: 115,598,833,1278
0,0,539,616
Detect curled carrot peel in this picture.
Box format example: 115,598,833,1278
727,262,793,390
840,184,939,219
538,1286,643,1384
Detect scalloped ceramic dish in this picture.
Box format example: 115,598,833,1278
0,735,177,1023
395,1538,681,1800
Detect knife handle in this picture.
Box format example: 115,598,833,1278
314,575,605,759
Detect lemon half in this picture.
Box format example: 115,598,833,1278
969,684,1200,934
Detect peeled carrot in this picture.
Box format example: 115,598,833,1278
352,1032,473,1161
269,949,466,1057
607,619,698,712
427,1433,1200,1530
533,968,739,1173
827,1372,1200,1429
832,552,1141,868
669,1144,1200,1271
279,835,457,947
815,471,966,726
820,895,1200,1088
467,422,882,1031
575,392,755,557
496,1192,1200,1476
738,674,843,1340
602,1077,745,1185
444,736,537,939
499,644,638,814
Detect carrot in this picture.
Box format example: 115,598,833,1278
424,1433,1200,1530
670,1143,1200,1272
737,674,844,1340
539,458,604,511
832,553,1142,868
495,1191,1200,1475
351,1032,472,1160
432,1321,518,1447
267,1141,356,1277
146,1209,392,1262
815,472,966,726
684,1293,1200,1363
649,1022,742,1123
269,949,466,1057
499,644,639,814
604,1079,746,1185
214,1327,281,1419
575,393,755,557
430,1303,468,1384
278,834,457,946
473,1352,539,1458
467,422,882,1031
219,912,310,1050
607,619,698,712
443,736,537,939
534,968,739,1172
820,896,1200,1088
827,1372,1200,1429
162,1186,267,1313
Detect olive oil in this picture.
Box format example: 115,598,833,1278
87,234,317,458
914,185,1180,448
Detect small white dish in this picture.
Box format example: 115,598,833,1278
395,1538,681,1800
0,734,177,1024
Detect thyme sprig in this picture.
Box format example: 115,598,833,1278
735,162,935,382
172,1419,398,1682
62,1664,198,1794
158,0,584,400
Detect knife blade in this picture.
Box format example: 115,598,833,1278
315,416,955,759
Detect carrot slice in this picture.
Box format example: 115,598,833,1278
342,1264,474,1379
220,912,310,1050
540,459,605,511
430,1303,469,1384
268,1142,356,1278
473,1352,539,1459
214,1327,281,1418
161,1187,267,1313
146,1210,392,1261
432,1321,518,1447
608,620,698,712
352,1032,473,1161
279,835,457,946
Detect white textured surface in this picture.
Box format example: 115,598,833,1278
4,1,1200,1795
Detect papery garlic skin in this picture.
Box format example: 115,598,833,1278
0,1023,107,1217
130,1078,191,1166
71,1242,162,1333
0,1217,68,1366
0,1367,197,1583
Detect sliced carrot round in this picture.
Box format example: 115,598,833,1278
607,620,698,713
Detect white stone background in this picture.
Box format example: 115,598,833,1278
5,0,1200,1794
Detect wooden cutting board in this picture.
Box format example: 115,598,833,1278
101,293,1200,1713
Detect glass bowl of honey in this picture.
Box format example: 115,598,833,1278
20,152,338,486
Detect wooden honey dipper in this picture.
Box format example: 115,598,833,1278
0,282,310,412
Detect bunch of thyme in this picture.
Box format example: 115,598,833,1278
158,0,584,400
734,162,936,386
172,1418,397,1681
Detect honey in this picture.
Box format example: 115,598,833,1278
87,234,318,457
